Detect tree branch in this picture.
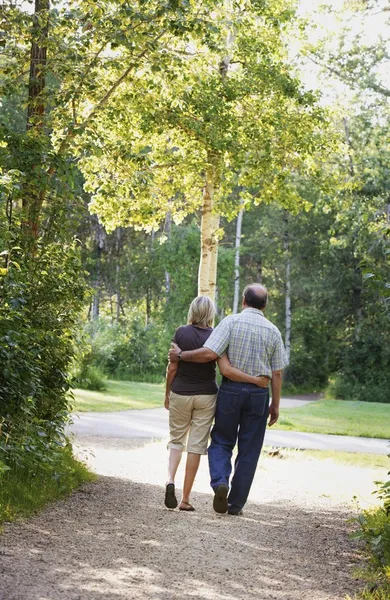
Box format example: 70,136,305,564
309,55,390,97
57,30,168,155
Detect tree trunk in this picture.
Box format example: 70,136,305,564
257,257,263,282
284,211,291,363
198,164,220,302
198,7,234,303
232,207,244,314
115,227,122,323
146,286,151,325
164,210,171,297
27,0,49,131
91,280,100,321
91,220,106,321
24,0,50,239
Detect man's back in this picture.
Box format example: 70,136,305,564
204,307,287,377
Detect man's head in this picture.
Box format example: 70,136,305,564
242,284,268,311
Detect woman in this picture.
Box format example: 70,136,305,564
164,295,268,511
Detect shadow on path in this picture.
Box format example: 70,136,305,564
0,477,361,600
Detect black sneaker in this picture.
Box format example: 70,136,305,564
228,509,243,516
164,483,178,509
213,484,229,514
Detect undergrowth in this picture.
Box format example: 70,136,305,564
348,457,390,599
0,446,95,526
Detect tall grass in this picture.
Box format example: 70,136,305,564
0,447,95,526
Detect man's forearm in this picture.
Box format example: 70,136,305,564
181,347,218,363
271,371,283,406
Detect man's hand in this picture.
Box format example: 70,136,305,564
268,403,279,427
168,342,182,363
164,395,170,410
255,376,269,388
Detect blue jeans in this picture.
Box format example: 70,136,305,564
208,381,269,513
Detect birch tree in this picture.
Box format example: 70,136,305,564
81,1,327,301
232,206,244,314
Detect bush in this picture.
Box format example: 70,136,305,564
350,456,390,598
330,376,389,404
75,317,172,383
0,240,86,469
333,321,390,403
72,365,107,391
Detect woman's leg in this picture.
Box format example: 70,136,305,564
167,448,182,484
181,453,201,504
180,393,217,508
167,392,192,484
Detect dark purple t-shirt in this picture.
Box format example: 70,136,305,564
171,325,218,395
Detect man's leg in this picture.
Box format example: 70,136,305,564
208,384,241,491
228,388,269,513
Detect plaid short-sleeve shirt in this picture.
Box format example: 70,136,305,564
204,308,288,377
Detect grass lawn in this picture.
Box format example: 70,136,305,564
262,448,389,469
276,399,390,439
72,380,164,412
72,381,390,440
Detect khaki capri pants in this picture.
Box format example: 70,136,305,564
168,391,217,455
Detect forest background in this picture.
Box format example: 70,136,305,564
0,0,389,489
0,2,389,594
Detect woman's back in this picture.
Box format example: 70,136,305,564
171,325,218,395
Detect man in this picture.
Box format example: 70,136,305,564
169,283,288,515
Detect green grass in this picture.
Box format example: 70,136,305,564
73,381,390,440
276,399,390,439
263,448,389,469
72,379,164,412
0,448,95,526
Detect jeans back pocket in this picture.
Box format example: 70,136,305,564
250,391,269,417
218,390,240,415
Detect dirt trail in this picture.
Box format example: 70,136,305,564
0,436,374,600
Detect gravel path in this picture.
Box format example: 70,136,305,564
0,436,375,600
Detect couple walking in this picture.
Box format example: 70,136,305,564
164,283,288,515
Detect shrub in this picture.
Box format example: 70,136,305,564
74,317,172,383
72,364,107,391
333,321,390,403
0,240,86,469
351,456,390,598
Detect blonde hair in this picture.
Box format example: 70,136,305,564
187,295,215,328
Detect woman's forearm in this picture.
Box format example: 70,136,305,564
165,362,178,407
217,355,269,387
223,364,268,386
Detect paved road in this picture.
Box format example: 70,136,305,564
69,405,389,455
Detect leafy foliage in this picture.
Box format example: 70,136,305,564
350,455,390,598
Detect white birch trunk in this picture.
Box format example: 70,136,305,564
232,208,244,314
164,210,171,296
198,4,235,302
198,167,220,302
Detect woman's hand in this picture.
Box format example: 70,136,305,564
255,376,270,388
164,395,170,410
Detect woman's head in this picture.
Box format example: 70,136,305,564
187,295,216,328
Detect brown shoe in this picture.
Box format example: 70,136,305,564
213,484,228,514
164,483,178,509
